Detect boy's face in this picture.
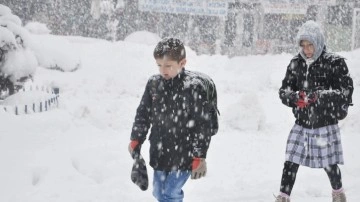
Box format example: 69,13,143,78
156,58,186,80
300,40,315,58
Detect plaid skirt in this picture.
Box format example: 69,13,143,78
285,124,344,168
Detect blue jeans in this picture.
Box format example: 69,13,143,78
152,170,191,202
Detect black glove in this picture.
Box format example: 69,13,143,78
336,103,349,120
286,91,299,105
131,154,148,191
128,140,148,191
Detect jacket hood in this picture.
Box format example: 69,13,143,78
296,20,325,61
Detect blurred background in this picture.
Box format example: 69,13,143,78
2,0,360,56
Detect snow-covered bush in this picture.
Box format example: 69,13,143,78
0,4,80,100
28,34,81,72
0,4,37,97
24,21,81,72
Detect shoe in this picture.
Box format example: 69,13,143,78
332,190,346,202
274,193,290,202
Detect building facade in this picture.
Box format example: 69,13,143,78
2,0,360,56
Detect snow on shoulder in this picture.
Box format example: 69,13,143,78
183,70,215,90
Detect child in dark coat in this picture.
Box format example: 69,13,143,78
128,38,218,202
275,21,353,202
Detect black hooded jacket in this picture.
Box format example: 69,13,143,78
130,69,218,171
279,50,353,128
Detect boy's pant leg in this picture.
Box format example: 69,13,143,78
153,171,166,201
153,170,191,202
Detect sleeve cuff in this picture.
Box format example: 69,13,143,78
193,147,207,158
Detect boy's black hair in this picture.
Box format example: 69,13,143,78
153,38,186,62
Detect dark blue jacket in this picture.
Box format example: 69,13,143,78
131,69,218,171
279,50,353,128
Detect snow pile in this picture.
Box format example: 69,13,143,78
28,34,81,72
2,90,54,106
124,31,161,46
0,4,21,25
25,22,51,35
23,21,81,72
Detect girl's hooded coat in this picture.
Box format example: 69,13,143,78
279,21,354,129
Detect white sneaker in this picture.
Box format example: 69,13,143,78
274,193,290,202
332,190,346,202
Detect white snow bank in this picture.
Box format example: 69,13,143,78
0,4,12,16
28,34,81,72
124,31,161,46
25,22,51,35
2,90,54,105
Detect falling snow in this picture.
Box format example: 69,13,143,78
0,1,360,202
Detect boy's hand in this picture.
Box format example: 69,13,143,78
191,158,207,179
128,140,140,159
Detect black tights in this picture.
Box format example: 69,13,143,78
279,161,343,196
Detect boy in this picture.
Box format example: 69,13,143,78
128,38,218,201
275,21,353,202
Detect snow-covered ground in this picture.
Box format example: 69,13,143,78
0,32,359,202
